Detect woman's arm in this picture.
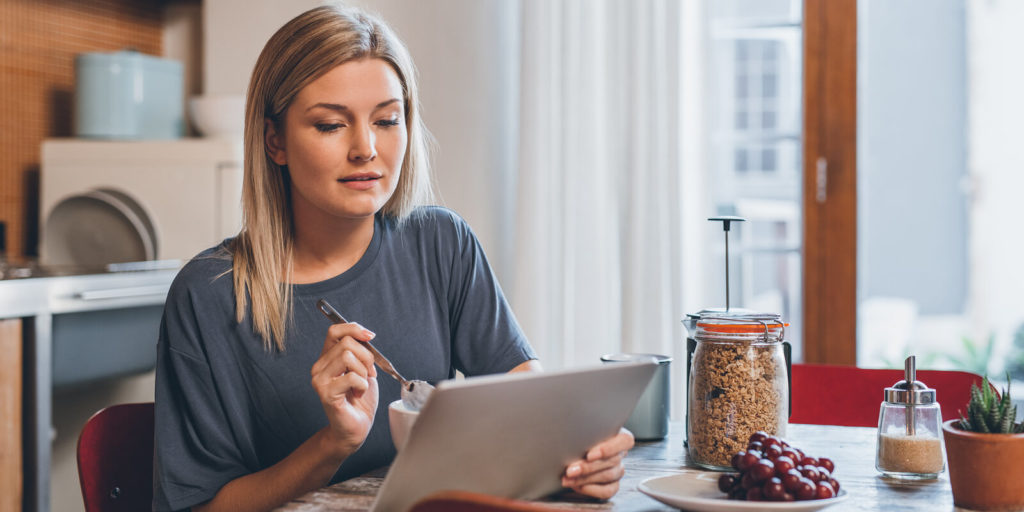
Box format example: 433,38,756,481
193,426,355,512
194,322,380,512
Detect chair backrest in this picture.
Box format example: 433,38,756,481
77,402,154,512
790,364,983,427
409,490,567,512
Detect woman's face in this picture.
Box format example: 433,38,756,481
266,58,407,224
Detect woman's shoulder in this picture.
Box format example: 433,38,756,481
398,205,474,239
169,239,235,296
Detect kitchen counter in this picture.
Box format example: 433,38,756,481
0,265,179,512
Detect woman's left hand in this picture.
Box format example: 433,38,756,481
560,428,634,500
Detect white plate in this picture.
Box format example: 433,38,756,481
638,471,848,512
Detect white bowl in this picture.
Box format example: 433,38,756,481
388,399,419,451
188,94,245,138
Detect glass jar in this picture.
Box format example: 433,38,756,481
687,315,789,470
875,378,944,479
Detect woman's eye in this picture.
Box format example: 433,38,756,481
376,119,401,127
315,123,344,133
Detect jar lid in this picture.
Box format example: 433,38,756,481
694,313,787,342
884,379,936,405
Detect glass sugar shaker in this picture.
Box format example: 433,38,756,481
875,355,945,479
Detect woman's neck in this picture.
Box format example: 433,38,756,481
289,211,376,285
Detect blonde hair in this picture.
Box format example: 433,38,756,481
232,4,434,350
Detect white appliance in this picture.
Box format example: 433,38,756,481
40,139,244,266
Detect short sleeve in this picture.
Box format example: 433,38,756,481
443,211,538,375
152,275,251,511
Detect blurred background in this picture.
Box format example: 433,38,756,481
1,0,1022,510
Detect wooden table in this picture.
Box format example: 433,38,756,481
278,422,955,511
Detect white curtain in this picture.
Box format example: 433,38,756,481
510,0,707,416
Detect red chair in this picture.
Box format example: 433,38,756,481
790,364,983,427
77,402,154,512
410,490,568,512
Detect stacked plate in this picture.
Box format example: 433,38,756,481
43,188,157,267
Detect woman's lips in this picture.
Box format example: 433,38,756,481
338,175,381,191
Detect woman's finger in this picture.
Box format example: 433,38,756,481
320,371,371,402
313,344,369,379
322,322,375,352
567,479,620,501
584,429,634,462
563,451,624,481
316,334,377,378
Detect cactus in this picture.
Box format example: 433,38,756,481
958,375,1024,434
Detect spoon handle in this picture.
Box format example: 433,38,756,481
316,299,409,386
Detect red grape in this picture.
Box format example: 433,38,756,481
741,472,758,490
762,477,786,501
781,448,802,461
718,473,737,492
749,459,775,483
773,455,795,476
733,452,749,471
815,482,836,499
795,478,817,500
738,451,759,472
819,457,835,473
800,465,821,482
829,478,841,494
781,470,803,492
749,431,769,444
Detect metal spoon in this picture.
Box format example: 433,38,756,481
316,299,434,410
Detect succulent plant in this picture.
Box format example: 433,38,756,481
958,375,1024,434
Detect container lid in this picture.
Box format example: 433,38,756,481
884,379,936,405
682,307,768,330
76,50,183,74
600,353,672,365
694,313,787,342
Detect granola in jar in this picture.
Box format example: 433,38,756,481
687,316,788,470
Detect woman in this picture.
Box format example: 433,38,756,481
153,5,633,511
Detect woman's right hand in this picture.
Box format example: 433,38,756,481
311,322,380,457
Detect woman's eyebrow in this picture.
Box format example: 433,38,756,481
305,98,401,113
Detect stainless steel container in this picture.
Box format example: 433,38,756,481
601,353,672,440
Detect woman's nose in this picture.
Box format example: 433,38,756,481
348,125,377,162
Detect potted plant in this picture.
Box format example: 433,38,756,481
942,375,1024,511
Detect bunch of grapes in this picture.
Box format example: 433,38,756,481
717,431,841,502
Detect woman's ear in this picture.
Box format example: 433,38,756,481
264,118,287,165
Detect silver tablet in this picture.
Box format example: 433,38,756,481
370,360,658,512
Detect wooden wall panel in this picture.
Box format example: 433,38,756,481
802,0,858,365
0,0,163,261
0,318,22,512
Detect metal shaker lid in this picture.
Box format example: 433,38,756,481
884,379,936,405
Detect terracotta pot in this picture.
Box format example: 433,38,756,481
942,419,1024,511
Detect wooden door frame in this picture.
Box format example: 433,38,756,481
802,0,858,365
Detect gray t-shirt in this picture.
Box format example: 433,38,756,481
153,207,537,511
